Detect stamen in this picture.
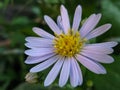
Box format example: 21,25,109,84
53,30,86,57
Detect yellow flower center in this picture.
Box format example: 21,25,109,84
53,30,86,57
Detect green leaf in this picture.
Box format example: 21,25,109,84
14,83,76,90
87,55,120,90
9,32,25,47
100,0,120,39
44,0,63,3
11,16,30,25
102,0,120,24
0,1,4,8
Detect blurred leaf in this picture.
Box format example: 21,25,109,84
44,0,59,3
0,1,4,8
14,83,76,90
21,27,37,36
87,55,120,90
39,4,59,18
0,73,12,90
0,48,5,54
4,0,9,9
107,37,120,42
98,0,120,41
9,32,25,47
14,83,44,90
32,6,41,16
102,0,120,24
11,16,30,25
0,16,6,24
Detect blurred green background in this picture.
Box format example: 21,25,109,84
0,0,120,90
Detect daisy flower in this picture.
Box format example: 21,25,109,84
25,5,118,87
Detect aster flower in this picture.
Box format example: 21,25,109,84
25,5,118,87
25,72,38,83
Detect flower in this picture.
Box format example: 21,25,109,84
25,72,38,83
24,5,118,87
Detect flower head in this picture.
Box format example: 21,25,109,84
25,72,38,83
25,5,118,87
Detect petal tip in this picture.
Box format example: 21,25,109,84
59,83,64,87
79,79,83,85
30,68,37,73
97,13,102,16
24,60,31,64
59,80,65,87
107,24,112,28
110,59,114,63
25,37,30,42
99,68,107,74
44,15,51,22
102,70,107,74
24,43,28,47
32,27,39,33
61,5,65,8
112,42,118,47
77,5,82,9
24,50,28,55
44,15,48,20
97,13,102,19
44,80,51,87
24,49,32,56
60,5,66,12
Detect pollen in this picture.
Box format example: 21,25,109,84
53,30,86,57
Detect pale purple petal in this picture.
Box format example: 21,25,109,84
24,48,53,56
44,15,62,34
25,37,53,43
86,42,118,48
72,5,82,31
79,14,95,37
70,57,82,87
83,44,113,54
86,24,112,39
60,5,70,34
75,59,83,85
76,54,106,74
80,14,101,38
25,37,53,48
70,58,79,87
59,57,70,87
30,55,59,72
44,57,64,86
57,16,64,30
25,42,53,48
80,50,114,63
25,53,55,64
33,27,54,39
